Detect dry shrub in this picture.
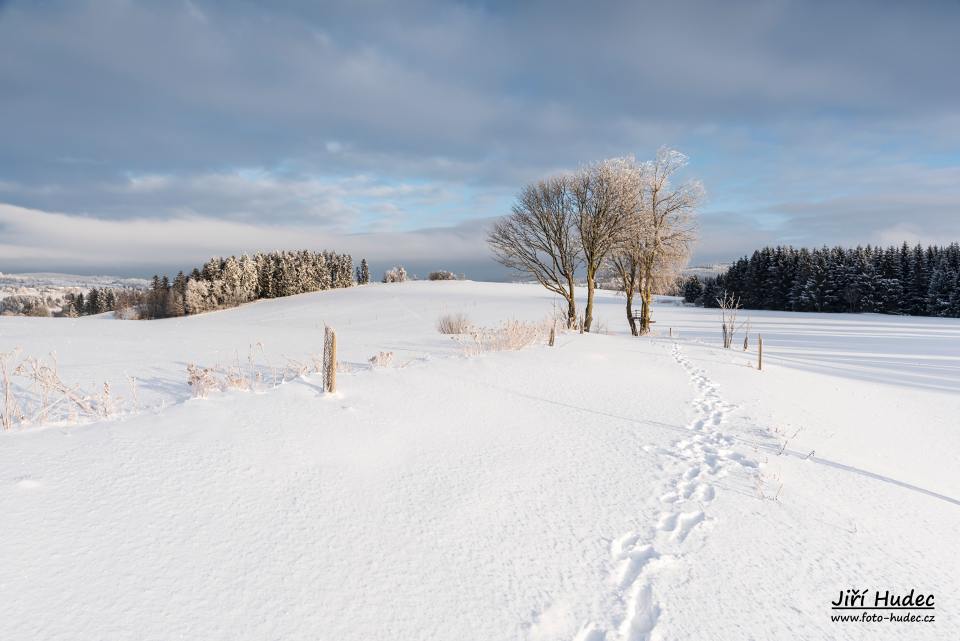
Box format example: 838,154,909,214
368,351,395,367
186,363,222,398
437,312,472,334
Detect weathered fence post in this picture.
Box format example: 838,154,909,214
758,335,763,371
669,327,673,338
743,334,749,351
548,321,556,347
324,326,337,392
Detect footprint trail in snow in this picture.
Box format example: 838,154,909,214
574,342,759,641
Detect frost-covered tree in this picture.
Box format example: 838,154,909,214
382,266,408,283
220,256,243,306
238,255,259,303
184,279,212,315
633,147,701,334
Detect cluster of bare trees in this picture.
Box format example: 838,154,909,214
488,147,701,335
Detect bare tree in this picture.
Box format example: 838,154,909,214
488,176,581,328
635,147,701,334
608,235,644,336
571,158,634,332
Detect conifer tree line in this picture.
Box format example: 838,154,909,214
65,250,359,319
683,243,960,317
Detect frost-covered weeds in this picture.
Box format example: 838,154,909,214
0,340,326,430
460,318,557,356
368,351,395,367
186,342,319,399
437,311,558,354
1,349,126,430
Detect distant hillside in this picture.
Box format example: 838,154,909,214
0,272,149,315
682,264,730,279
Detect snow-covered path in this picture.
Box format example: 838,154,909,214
2,282,958,640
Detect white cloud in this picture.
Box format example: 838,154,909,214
0,202,494,274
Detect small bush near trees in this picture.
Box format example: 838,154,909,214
428,270,457,281
383,266,408,283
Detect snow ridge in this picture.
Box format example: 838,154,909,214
575,342,758,641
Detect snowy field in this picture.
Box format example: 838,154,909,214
2,281,958,640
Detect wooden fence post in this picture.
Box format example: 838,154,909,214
548,322,556,347
324,326,337,392
758,335,763,371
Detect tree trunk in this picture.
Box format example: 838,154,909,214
565,274,577,329
584,269,595,332
625,290,637,336
639,287,653,334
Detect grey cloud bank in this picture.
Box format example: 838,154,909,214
1,0,959,277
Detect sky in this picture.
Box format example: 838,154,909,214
2,0,960,280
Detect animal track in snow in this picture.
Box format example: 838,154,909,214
671,510,706,543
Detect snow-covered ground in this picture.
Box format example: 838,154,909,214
2,281,958,640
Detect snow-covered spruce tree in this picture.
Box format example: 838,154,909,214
238,255,259,304
86,288,102,315
357,258,370,284
927,258,958,316
327,251,353,288
683,275,703,303
103,289,117,313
